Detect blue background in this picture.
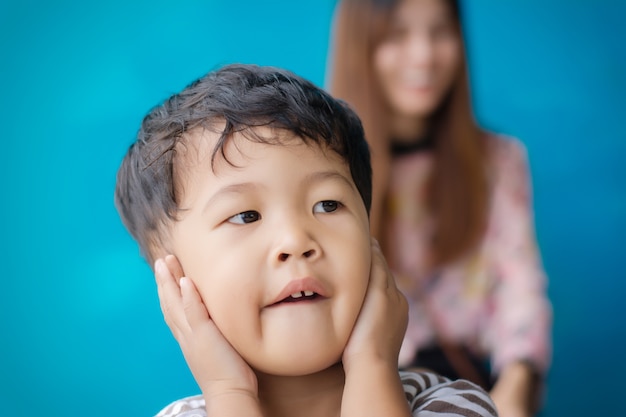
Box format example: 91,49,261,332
1,1,624,416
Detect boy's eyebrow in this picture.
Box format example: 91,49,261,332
202,182,259,214
303,170,355,191
201,170,355,214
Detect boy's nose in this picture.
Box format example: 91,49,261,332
272,221,322,264
277,248,317,262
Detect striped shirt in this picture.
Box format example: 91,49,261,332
154,370,497,417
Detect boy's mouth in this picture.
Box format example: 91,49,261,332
279,291,320,304
268,277,327,307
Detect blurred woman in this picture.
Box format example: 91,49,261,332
327,0,552,416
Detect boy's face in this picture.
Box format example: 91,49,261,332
168,128,371,376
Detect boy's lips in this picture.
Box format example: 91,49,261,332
268,277,328,307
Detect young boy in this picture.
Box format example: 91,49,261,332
115,64,498,417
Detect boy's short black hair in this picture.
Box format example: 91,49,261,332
115,64,372,264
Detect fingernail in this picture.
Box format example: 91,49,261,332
154,259,164,274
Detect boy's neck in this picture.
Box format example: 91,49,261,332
256,363,345,417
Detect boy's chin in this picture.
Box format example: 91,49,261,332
250,353,344,378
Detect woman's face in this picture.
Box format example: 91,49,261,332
373,0,461,121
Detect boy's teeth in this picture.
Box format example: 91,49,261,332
288,291,316,300
289,291,316,299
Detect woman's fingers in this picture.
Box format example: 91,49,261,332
371,237,409,332
155,257,258,397
370,238,394,291
156,256,213,339
165,254,185,281
155,257,188,339
180,276,211,328
373,238,408,309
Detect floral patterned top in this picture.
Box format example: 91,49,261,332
385,134,551,376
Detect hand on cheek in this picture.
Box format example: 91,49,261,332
342,239,408,373
154,255,258,400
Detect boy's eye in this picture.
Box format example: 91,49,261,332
313,200,341,213
228,210,261,224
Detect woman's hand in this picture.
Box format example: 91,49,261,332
340,239,411,417
154,255,259,412
342,238,408,371
490,361,537,417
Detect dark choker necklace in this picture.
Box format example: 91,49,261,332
390,135,435,156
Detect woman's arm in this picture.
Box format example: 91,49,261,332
490,361,539,417
485,137,552,416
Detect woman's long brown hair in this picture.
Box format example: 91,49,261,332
327,0,489,267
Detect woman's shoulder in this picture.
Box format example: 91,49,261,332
400,370,497,416
483,132,530,177
484,132,527,159
485,132,530,162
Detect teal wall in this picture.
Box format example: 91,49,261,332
1,1,624,416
